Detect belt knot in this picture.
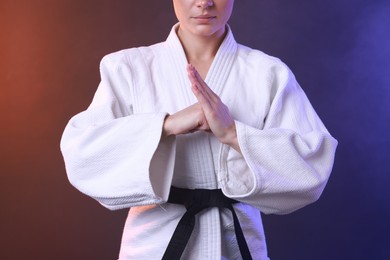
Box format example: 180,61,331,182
162,186,253,260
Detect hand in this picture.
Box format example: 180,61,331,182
163,103,210,136
187,64,241,153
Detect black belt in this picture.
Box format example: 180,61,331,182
162,186,253,260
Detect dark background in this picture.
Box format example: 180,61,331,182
1,0,389,259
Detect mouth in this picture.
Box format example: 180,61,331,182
193,15,216,22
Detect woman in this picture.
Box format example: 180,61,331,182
61,0,338,259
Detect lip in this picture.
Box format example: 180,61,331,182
193,15,217,22
194,15,216,19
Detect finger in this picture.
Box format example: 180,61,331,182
191,66,218,101
187,65,215,105
187,64,204,91
191,81,213,111
187,65,212,105
188,65,211,97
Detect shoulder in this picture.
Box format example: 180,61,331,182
237,44,290,74
100,42,165,72
236,44,294,86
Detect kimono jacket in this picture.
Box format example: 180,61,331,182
60,24,338,260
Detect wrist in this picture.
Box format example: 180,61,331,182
220,122,241,153
162,114,174,137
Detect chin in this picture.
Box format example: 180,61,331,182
191,26,224,37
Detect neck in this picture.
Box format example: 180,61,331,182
177,26,227,64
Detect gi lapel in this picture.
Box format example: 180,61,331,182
164,23,238,106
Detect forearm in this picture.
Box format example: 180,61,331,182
219,122,242,154
162,103,210,137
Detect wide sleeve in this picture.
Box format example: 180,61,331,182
60,53,176,210
219,65,338,215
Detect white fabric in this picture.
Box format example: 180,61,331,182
61,24,338,260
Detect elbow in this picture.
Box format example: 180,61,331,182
301,182,327,208
262,174,330,215
309,167,331,201
98,200,131,211
292,167,331,211
296,145,336,210
67,175,131,211
262,191,324,215
290,173,330,213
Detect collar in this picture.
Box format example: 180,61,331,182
165,23,238,96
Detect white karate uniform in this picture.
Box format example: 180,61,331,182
60,24,337,260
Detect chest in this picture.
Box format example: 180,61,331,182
128,50,271,130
